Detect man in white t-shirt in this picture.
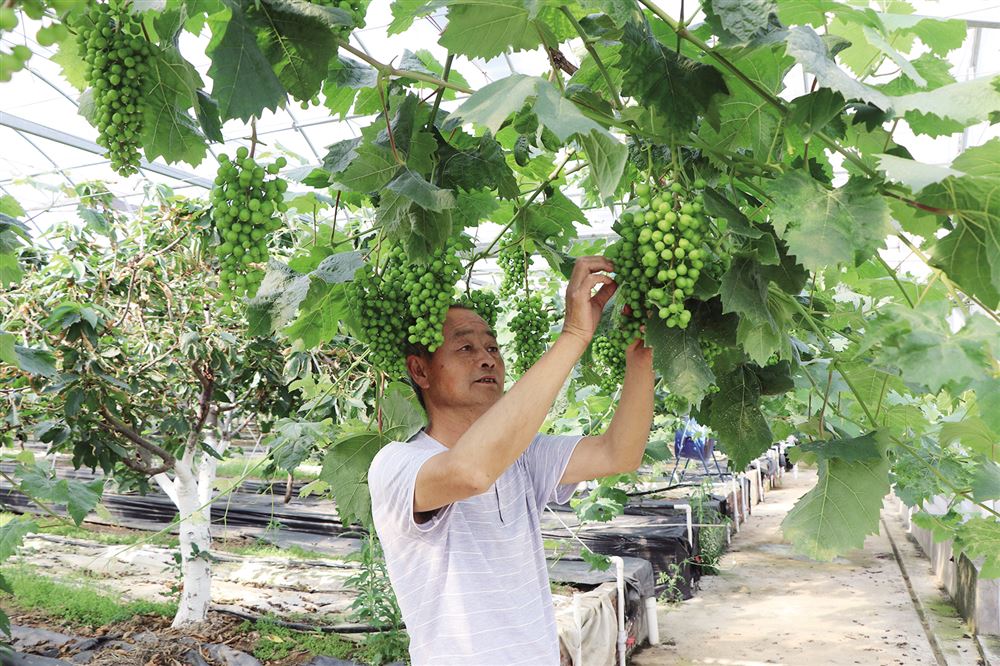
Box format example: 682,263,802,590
369,256,655,665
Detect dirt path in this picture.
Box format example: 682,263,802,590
631,469,948,666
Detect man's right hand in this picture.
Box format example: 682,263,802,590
561,256,617,344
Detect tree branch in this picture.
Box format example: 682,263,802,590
337,40,473,95
99,406,176,469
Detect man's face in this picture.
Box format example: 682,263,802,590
410,307,505,412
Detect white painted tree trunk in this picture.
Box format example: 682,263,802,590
169,420,231,628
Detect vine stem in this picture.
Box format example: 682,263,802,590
875,253,915,308
561,6,622,109
376,77,403,165
466,152,578,277
337,40,473,95
427,53,454,128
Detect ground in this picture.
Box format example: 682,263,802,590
631,468,983,666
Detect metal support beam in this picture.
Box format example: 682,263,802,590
0,112,215,190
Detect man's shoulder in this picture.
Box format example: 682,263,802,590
370,433,442,474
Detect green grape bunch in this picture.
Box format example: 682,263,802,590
78,0,151,176
209,148,288,302
456,290,500,330
509,294,550,375
606,177,717,330
497,242,527,299
350,243,465,377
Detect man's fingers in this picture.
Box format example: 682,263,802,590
570,256,614,286
592,280,618,310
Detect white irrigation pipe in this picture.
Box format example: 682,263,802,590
672,503,694,548
610,555,627,666
729,475,740,533
545,507,642,663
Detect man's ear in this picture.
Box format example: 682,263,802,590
406,353,432,391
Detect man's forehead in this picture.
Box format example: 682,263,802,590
443,309,496,338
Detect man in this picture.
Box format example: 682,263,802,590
368,257,655,665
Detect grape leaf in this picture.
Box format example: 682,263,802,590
698,43,788,163
699,365,772,471
876,154,963,192
891,76,1000,134
736,289,793,366
798,430,888,463
207,0,286,121
439,133,519,200
953,517,1000,579
439,0,543,59
769,172,892,271
333,143,399,193
878,13,967,57
385,169,456,213
645,315,715,406
577,130,627,202
940,418,998,460
784,25,891,110
782,446,890,560
142,44,208,165
972,460,1000,502
51,31,88,92
703,0,777,42
320,430,389,527
284,278,350,348
532,82,605,141
0,516,36,561
787,88,845,141
445,74,542,134
253,0,340,103
930,219,1000,310
452,188,499,228
267,418,333,474
616,18,728,137
381,382,426,442
775,0,842,27
720,254,773,326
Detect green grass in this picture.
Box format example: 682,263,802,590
239,616,356,662
214,458,319,482
0,512,178,548
0,565,176,627
226,540,346,561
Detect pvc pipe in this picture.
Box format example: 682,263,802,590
673,503,694,548
572,592,583,665
730,476,740,533
755,465,764,502
645,596,660,645
610,556,627,666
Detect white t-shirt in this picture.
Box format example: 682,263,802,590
368,430,582,665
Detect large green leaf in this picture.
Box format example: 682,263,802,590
267,418,334,474
385,169,456,213
16,462,104,527
142,43,208,165
699,365,772,471
782,447,890,560
646,315,715,406
0,515,37,561
439,0,544,59
616,18,728,137
207,0,286,121
284,278,351,348
972,460,1000,501
798,430,888,463
719,254,773,325
703,0,776,42
320,430,389,527
577,130,627,201
890,76,1000,136
381,382,426,441
333,143,399,193
784,25,890,109
446,74,542,134
769,172,892,270
940,418,998,460
698,44,788,163
253,0,340,103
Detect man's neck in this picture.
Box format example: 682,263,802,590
424,404,489,448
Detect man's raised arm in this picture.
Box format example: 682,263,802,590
414,257,617,511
